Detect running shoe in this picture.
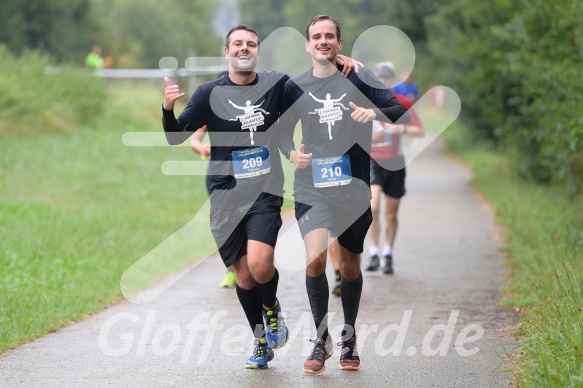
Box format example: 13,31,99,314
245,337,274,369
382,255,393,274
332,274,341,297
365,255,380,271
303,337,334,374
338,336,360,371
262,299,288,349
219,270,236,288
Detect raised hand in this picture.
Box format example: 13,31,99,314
290,144,313,169
349,102,376,123
163,77,185,111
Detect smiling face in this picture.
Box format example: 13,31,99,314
305,19,342,65
224,29,260,72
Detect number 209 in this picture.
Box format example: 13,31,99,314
243,157,263,169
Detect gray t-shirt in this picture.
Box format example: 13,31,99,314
282,66,403,202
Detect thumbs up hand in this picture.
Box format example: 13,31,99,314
163,76,185,111
349,101,376,123
290,144,313,169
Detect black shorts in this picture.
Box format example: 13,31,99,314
205,171,212,196
370,156,406,199
210,192,283,267
295,195,372,254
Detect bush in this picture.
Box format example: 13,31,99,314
0,45,107,134
497,1,583,195
427,0,583,195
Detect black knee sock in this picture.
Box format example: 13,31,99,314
256,268,279,309
340,271,363,339
236,285,264,338
306,273,329,340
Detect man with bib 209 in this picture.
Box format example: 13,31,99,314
279,15,410,374
162,24,359,370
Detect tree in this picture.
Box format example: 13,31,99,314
93,0,221,68
427,0,583,194
0,0,97,61
0,0,222,68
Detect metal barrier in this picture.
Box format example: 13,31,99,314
45,65,227,94
98,66,226,79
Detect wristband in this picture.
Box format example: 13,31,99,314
402,125,408,135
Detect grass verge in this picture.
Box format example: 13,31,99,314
0,80,216,352
442,120,583,386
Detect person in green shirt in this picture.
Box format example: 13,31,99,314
86,45,104,70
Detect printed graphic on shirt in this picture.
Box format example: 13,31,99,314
307,92,349,140
228,99,270,145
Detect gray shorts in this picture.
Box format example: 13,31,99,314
294,195,372,254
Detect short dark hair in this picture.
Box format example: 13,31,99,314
305,15,341,40
225,24,260,47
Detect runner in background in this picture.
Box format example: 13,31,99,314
392,71,419,103
391,71,420,155
366,61,424,274
329,235,341,296
189,125,236,288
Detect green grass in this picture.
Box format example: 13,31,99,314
0,81,217,352
442,120,583,387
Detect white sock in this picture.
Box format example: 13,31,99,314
369,246,379,257
382,245,392,256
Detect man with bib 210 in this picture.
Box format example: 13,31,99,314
279,15,410,374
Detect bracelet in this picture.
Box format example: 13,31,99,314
402,125,408,135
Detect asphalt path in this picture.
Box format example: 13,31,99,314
1,136,516,387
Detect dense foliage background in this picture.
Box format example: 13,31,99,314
427,0,583,196
0,0,222,67
1,0,581,193
239,0,583,195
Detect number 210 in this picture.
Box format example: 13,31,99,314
321,166,342,178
